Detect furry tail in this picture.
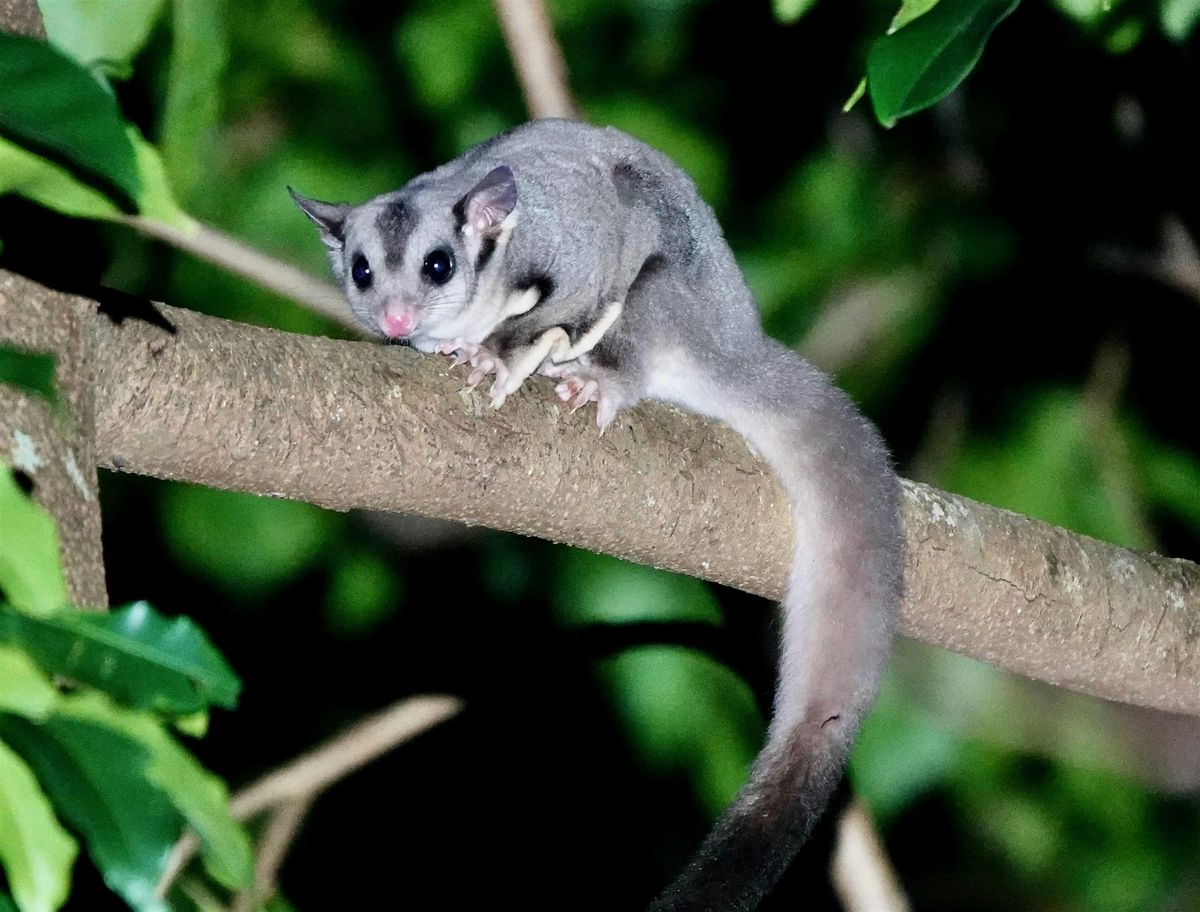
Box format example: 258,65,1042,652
646,337,903,911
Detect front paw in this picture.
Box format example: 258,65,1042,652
438,339,511,408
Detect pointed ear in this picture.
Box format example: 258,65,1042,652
456,165,517,237
289,187,350,250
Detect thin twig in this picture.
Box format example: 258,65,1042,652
491,0,578,119
831,798,911,912
125,216,360,331
231,798,313,912
155,694,462,898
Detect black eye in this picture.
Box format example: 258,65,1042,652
351,254,372,291
422,247,455,285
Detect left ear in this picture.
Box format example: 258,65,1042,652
289,187,351,251
457,165,517,236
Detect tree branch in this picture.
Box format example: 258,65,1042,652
60,274,1200,716
0,275,107,609
490,0,578,120
126,218,359,331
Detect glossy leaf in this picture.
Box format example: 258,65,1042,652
0,135,122,220
40,0,168,76
0,647,57,721
0,347,57,407
0,601,241,715
0,33,139,204
0,467,68,618
0,713,177,912
890,0,942,32
56,695,251,890
160,0,228,200
0,737,77,912
867,0,1020,127
0,129,189,228
772,0,819,24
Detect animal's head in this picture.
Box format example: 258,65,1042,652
290,165,517,350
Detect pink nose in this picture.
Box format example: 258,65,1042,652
380,300,417,339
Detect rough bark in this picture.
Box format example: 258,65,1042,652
64,273,1200,715
0,0,44,38
0,274,107,609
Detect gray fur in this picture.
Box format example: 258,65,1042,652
294,119,904,910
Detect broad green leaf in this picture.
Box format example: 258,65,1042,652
55,695,251,890
0,647,58,720
867,0,1020,127
160,0,229,200
890,0,942,32
0,132,191,229
130,130,192,228
0,33,139,204
0,714,177,912
0,467,69,618
0,135,121,220
40,0,168,77
0,348,57,407
0,892,17,912
1160,0,1200,40
0,738,77,912
772,0,818,24
0,601,241,715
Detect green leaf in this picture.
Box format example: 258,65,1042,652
842,77,868,112
0,135,122,220
1160,0,1200,40
772,0,819,24
0,738,77,912
890,0,942,32
0,694,252,908
0,126,189,229
0,892,18,912
40,0,168,77
0,347,57,407
867,0,1020,127
0,33,140,205
55,695,251,890
0,647,58,720
0,466,69,618
0,713,177,912
160,0,229,200
0,601,241,715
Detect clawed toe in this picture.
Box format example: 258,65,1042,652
570,380,599,412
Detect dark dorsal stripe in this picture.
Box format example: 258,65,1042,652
474,237,497,274
376,199,416,268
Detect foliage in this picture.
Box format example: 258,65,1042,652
0,467,249,912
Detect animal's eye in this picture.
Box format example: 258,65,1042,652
421,247,455,285
351,254,372,291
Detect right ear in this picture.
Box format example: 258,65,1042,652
289,187,350,251
455,165,517,237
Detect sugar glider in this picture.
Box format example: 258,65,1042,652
293,118,903,911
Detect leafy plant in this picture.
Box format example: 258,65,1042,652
0,465,250,912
